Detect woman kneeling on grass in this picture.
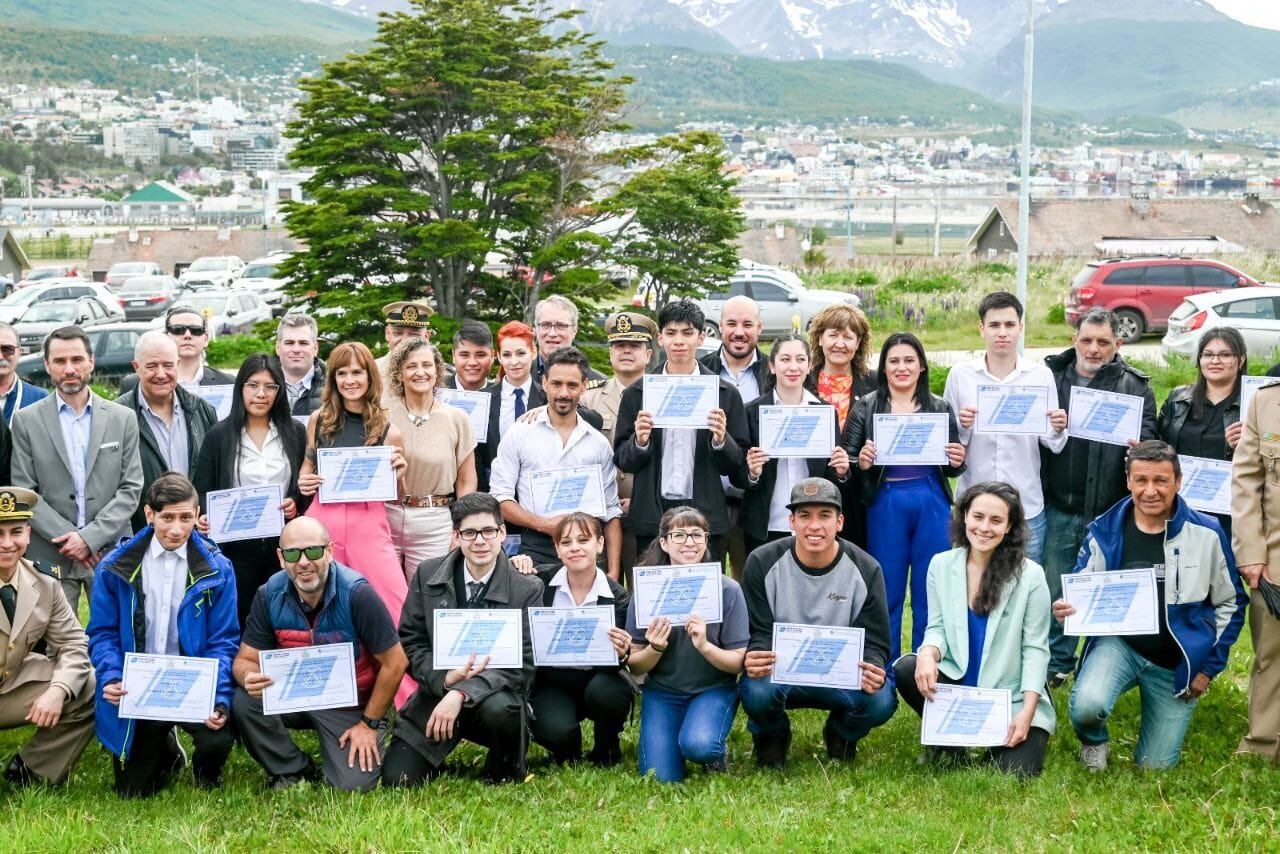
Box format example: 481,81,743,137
626,507,749,782
893,481,1055,778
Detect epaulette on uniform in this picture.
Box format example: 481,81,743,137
585,378,605,390
32,561,60,580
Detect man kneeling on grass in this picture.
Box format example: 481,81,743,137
231,516,408,791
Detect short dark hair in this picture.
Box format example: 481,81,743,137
450,492,503,530
978,291,1024,321
164,304,204,325
453,320,493,349
145,472,200,512
541,346,590,381
553,512,602,541
1078,307,1120,337
657,299,705,333
1125,439,1180,478
42,325,91,360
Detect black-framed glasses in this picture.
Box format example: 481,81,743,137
0,345,16,357
458,527,502,542
665,530,708,545
281,544,329,562
166,324,206,337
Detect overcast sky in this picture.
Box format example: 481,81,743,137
1206,0,1280,30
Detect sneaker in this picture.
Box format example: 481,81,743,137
1049,672,1072,690
1079,742,1109,772
823,722,858,763
3,755,43,787
752,728,792,770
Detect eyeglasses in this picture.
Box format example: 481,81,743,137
536,322,573,334
244,382,281,396
281,544,328,562
664,530,708,544
1199,351,1239,363
0,345,17,357
458,527,502,541
166,324,206,337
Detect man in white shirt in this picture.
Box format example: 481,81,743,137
491,348,624,577
943,291,1068,564
273,313,324,416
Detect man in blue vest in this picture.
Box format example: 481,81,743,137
232,516,408,791
0,322,45,426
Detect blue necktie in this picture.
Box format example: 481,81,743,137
514,387,525,418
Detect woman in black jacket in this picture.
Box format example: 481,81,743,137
192,354,309,625
840,332,966,662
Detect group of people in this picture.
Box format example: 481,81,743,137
0,284,1271,795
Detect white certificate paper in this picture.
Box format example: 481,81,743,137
975,384,1050,435
1068,386,1143,446
1241,375,1274,421
1178,455,1232,515
433,609,524,669
119,653,219,723
771,623,865,690
759,405,837,458
190,384,234,421
528,606,619,667
873,413,948,465
632,563,723,628
921,685,1012,747
643,374,719,429
529,465,607,518
317,445,398,504
1063,568,1160,636
435,388,491,443
260,642,358,715
206,484,285,543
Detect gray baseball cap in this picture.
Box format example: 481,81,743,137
786,477,843,512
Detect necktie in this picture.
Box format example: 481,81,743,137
467,581,485,607
513,387,525,419
0,584,14,626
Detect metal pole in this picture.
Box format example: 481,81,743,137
933,190,942,257
891,194,898,260
1015,0,1034,354
845,182,854,261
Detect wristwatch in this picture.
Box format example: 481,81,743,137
360,714,381,730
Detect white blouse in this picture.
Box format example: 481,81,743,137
236,422,292,489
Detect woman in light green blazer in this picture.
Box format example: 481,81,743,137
893,481,1055,777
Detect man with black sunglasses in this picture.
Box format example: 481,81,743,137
118,306,233,395
0,322,45,427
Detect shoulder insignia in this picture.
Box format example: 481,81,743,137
33,561,60,580
585,378,605,390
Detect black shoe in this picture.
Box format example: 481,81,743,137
752,728,791,770
587,738,622,768
3,755,43,787
1049,672,1071,690
823,722,858,763
267,758,321,791
481,750,523,785
192,753,227,790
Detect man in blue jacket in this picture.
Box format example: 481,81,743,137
1054,440,1247,771
87,473,239,796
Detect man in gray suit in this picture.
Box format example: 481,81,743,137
11,326,144,613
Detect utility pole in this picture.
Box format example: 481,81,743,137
1015,0,1035,353
890,194,898,260
933,189,942,257
194,49,200,102
845,181,854,261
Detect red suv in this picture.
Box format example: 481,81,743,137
1065,258,1259,343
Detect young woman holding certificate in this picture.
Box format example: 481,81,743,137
193,355,309,627
893,482,1055,778
625,507,749,782
841,332,966,662
743,334,850,555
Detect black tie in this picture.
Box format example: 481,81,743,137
513,388,526,419
0,584,14,626
467,581,485,607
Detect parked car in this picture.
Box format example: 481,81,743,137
1065,257,1260,343
152,288,270,338
105,261,164,289
1162,286,1280,360
179,255,245,288
14,297,116,351
17,321,152,385
632,260,860,337
16,265,83,290
117,275,184,321
0,280,126,324
236,252,292,317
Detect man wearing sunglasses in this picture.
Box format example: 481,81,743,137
231,516,409,791
0,322,45,427
119,306,233,396
382,492,542,787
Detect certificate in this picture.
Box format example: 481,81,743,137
119,653,219,724
293,414,312,429
1068,386,1143,446
433,609,524,669
206,484,284,543
528,465,606,517
873,413,948,465
975,384,1050,435
643,374,719,429
435,388,491,443
1063,568,1160,636
921,685,1012,747
260,642,358,715
1178,455,1232,515
190,384,233,421
528,606,619,667
632,563,723,628
759,405,837,458
1241,375,1274,421
771,623,864,690
317,445,398,504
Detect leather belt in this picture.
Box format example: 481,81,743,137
399,494,454,508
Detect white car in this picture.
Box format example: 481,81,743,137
106,261,164,289
236,252,292,317
0,280,126,324
16,265,84,290
1162,286,1280,360
155,288,270,338
179,256,245,288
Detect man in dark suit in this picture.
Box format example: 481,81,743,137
118,306,234,395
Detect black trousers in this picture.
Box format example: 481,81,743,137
743,529,790,558
112,719,234,797
894,654,1049,779
529,668,633,761
381,691,525,787
221,536,281,628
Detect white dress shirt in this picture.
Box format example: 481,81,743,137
461,563,496,604
659,365,698,501
548,566,613,608
235,422,292,488
499,377,533,437
140,392,190,476
489,410,623,521
943,355,1067,519
764,389,822,532
56,393,93,527
143,536,188,656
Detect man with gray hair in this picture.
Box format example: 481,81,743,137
0,321,45,426
532,295,605,385
273,313,325,416
1041,307,1158,684
115,331,217,531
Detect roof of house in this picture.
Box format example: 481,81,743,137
86,227,299,277
122,181,196,205
0,228,30,271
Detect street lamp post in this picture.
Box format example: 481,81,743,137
1015,0,1035,353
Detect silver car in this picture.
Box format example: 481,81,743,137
14,297,115,351
106,261,164,289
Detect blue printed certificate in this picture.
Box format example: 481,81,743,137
433,609,524,669
190,384,234,421
632,563,723,628
528,606,619,667
435,388,491,443
975,384,1050,435
771,623,865,690
921,685,1011,747
119,653,219,723
759,405,837,458
317,445,399,504
206,484,285,543
260,642,358,715
1241,375,1274,422
643,375,719,429
872,413,948,465
1068,386,1143,446
529,465,607,517
1178,455,1232,515
1063,567,1160,636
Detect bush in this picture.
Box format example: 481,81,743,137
1046,302,1066,324
207,334,271,369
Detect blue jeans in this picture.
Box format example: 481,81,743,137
738,674,897,743
637,685,738,783
866,477,952,661
1042,505,1088,673
1026,509,1047,568
1068,636,1198,769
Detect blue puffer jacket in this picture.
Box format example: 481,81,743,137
86,527,239,760
1071,494,1248,694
